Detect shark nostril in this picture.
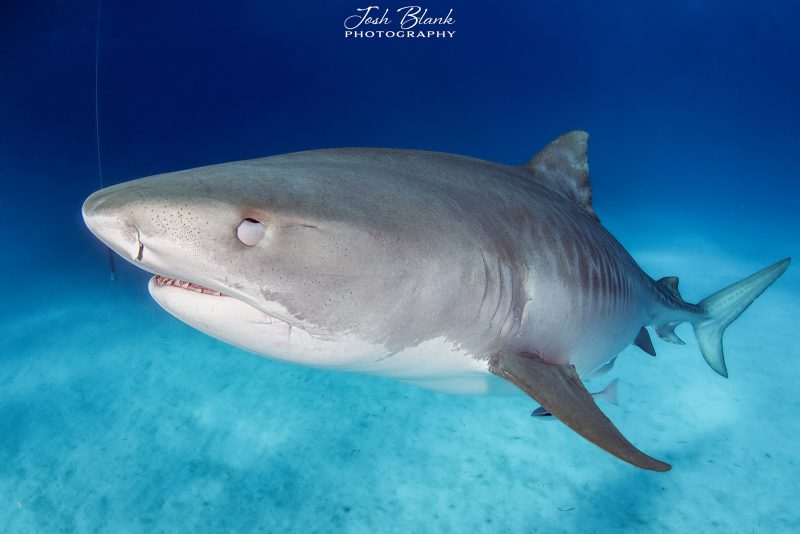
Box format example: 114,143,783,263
133,227,144,262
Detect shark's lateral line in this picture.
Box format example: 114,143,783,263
82,132,790,471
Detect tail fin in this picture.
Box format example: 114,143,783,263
692,258,791,377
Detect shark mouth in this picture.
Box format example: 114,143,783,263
153,275,225,297
151,274,300,331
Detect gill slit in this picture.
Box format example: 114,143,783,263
489,255,504,327
479,250,490,318
135,228,144,261
499,262,517,339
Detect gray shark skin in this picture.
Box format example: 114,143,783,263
82,132,790,471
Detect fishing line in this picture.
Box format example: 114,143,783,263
95,0,117,281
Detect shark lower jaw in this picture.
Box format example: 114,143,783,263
148,275,292,329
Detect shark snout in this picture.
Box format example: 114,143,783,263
82,188,143,262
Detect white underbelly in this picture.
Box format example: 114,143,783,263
149,282,511,395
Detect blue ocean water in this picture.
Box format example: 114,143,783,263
2,1,799,532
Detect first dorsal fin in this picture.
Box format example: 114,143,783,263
524,131,599,221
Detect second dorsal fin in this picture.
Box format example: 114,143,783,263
524,131,599,221
657,276,681,299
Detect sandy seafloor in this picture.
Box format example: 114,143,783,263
1,221,798,533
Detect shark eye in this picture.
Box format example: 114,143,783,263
236,218,265,246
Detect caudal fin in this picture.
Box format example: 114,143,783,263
692,258,791,377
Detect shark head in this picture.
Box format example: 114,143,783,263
82,154,400,367
81,150,489,373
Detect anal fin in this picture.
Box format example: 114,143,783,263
489,351,670,472
634,327,656,356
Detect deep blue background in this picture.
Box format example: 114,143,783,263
1,0,798,270
2,3,800,531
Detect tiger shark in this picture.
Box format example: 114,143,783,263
82,132,790,471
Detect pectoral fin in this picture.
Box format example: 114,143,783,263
489,351,670,472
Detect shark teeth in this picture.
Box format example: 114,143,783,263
154,275,224,296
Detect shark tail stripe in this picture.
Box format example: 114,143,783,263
691,258,790,378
